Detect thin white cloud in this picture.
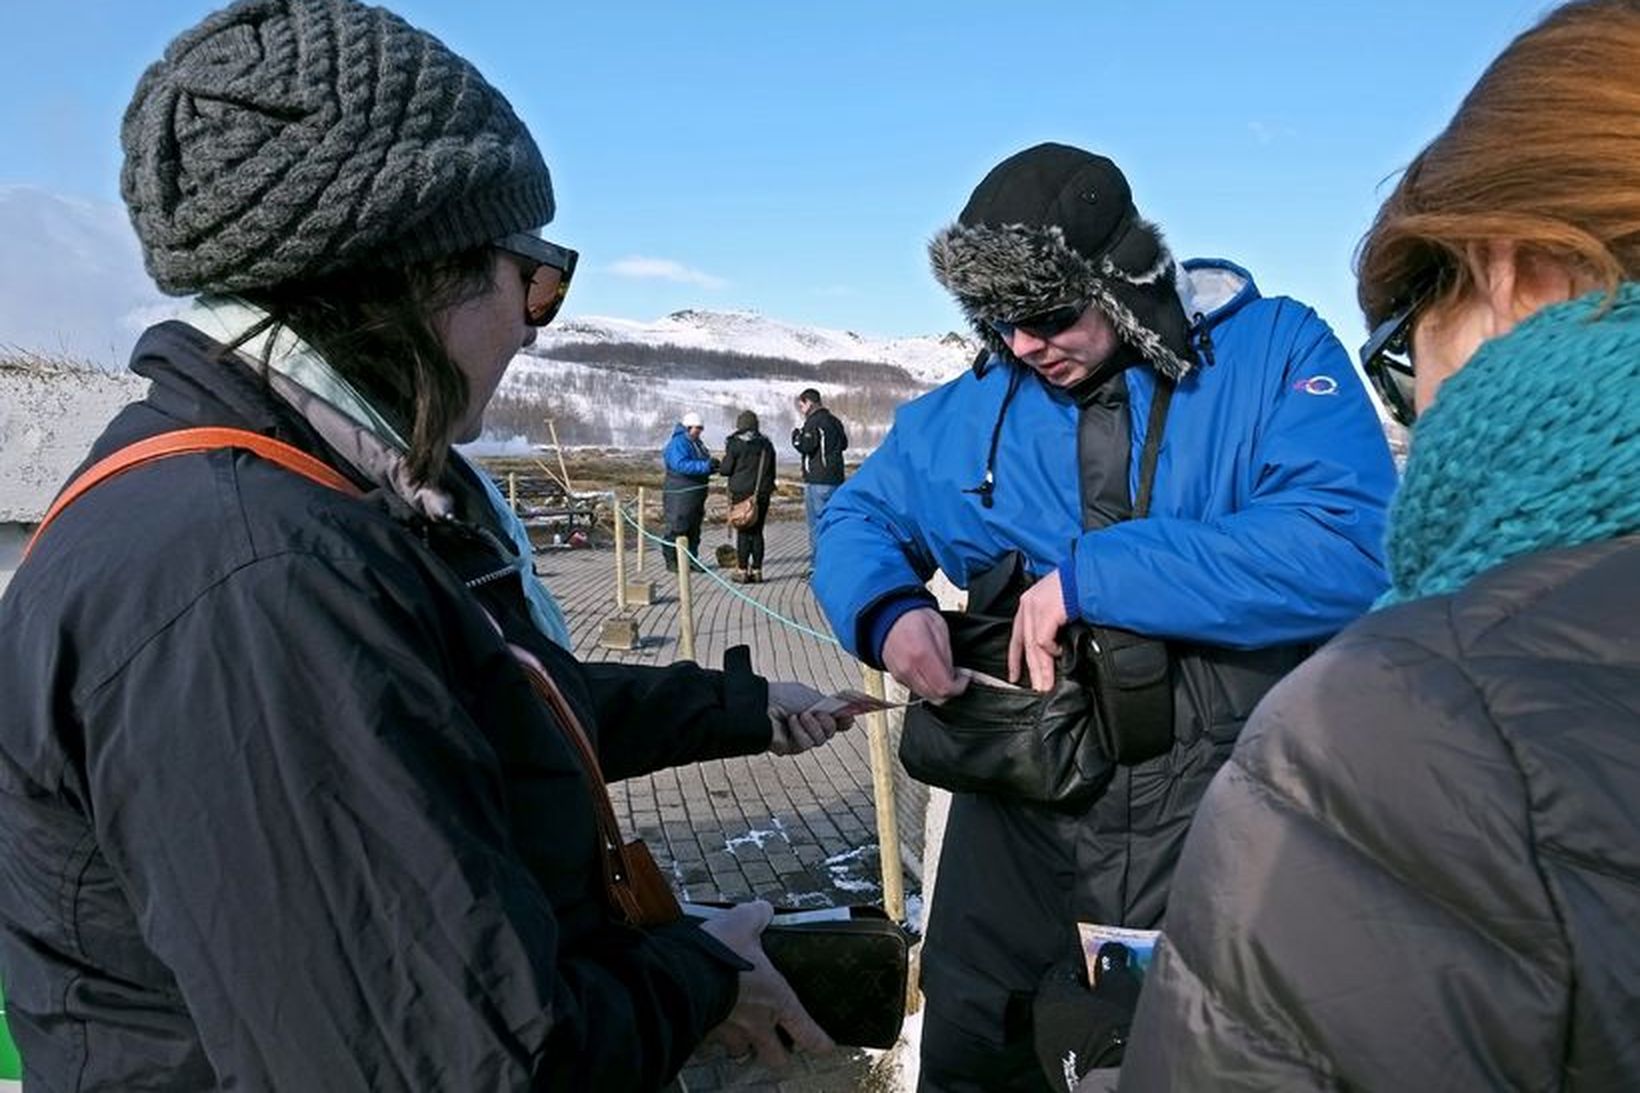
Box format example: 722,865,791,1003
608,256,727,290
0,186,169,368
1248,120,1298,146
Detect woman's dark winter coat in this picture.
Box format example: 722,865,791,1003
719,429,776,503
0,322,773,1092
1121,536,1640,1091
718,429,777,571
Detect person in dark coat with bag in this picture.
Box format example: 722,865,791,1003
1120,3,1640,1089
811,142,1397,1091
719,409,778,583
0,3,849,1089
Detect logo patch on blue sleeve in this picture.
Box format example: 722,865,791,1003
1293,375,1340,396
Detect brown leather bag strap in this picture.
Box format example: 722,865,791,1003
24,426,362,560
513,651,626,849
507,640,681,926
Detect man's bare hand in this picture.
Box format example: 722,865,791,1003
701,901,834,1068
1008,570,1069,692
882,608,969,702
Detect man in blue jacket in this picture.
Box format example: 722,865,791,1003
661,410,718,573
812,143,1397,1091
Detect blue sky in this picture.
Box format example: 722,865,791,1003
0,0,1550,343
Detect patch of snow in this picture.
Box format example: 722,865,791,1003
862,1006,923,1092
824,844,882,895
725,818,790,855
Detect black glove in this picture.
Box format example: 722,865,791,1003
1033,947,1142,1092
709,457,722,474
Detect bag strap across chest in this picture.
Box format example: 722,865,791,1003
1074,376,1177,766
24,426,361,560
1076,374,1173,532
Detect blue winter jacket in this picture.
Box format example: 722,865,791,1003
663,423,714,479
814,260,1397,664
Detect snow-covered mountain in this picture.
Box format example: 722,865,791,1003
499,310,977,454
491,313,976,455
488,358,843,459
535,310,975,386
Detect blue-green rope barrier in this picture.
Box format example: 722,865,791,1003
614,501,842,648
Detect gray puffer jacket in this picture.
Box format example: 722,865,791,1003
1121,535,1640,1092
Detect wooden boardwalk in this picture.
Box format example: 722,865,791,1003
541,515,916,1090
541,516,914,908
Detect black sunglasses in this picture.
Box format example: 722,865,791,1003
494,233,578,327
988,303,1085,342
1357,303,1419,427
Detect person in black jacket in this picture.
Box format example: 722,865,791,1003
1121,3,1640,1089
0,3,849,1089
719,409,778,582
790,388,848,560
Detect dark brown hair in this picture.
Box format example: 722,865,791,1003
237,247,497,484
1356,0,1640,326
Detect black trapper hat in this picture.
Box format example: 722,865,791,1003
930,143,1195,379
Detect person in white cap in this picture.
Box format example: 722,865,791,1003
662,410,718,571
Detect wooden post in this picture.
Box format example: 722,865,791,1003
612,490,628,611
507,471,517,515
862,666,906,923
675,535,696,662
532,457,569,494
546,419,574,495
635,486,647,573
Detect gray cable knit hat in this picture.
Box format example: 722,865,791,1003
121,0,555,295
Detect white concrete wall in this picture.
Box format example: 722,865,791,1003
0,361,144,596
0,524,28,598
0,362,145,524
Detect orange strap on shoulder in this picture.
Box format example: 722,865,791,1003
24,426,362,561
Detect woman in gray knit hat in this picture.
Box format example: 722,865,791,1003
0,1,842,1089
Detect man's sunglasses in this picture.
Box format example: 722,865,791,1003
987,303,1085,342
1357,303,1419,427
495,233,578,327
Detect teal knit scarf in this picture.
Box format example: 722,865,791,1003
1381,283,1640,606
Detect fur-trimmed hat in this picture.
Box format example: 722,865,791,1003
930,143,1195,379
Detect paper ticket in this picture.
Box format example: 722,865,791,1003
804,688,913,718
960,667,1027,691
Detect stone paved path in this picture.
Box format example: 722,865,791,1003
539,516,913,1090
